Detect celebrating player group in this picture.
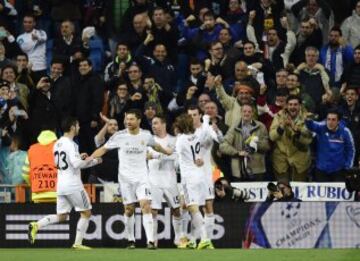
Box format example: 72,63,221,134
28,107,223,250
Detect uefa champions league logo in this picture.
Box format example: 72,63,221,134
346,206,360,228
280,203,302,230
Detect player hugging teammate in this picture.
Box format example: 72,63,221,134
28,109,219,250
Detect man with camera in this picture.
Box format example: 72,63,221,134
214,177,250,202
220,104,270,181
265,179,300,202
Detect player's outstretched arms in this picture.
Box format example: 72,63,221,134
71,154,102,169
91,146,109,159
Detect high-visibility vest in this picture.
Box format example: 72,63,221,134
28,142,57,193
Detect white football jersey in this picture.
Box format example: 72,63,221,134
54,137,99,195
148,134,177,188
104,129,155,183
175,133,204,184
195,115,223,179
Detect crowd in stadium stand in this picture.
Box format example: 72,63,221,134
1,0,360,187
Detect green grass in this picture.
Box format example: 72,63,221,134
0,249,359,261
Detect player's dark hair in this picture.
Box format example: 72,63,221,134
126,109,142,120
61,117,78,133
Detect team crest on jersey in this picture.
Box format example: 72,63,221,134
141,140,145,145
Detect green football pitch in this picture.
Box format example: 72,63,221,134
0,249,359,261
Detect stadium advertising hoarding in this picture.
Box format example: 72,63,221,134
0,202,359,248
231,182,354,202
0,202,247,248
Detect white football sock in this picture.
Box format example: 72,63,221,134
124,214,135,242
192,212,207,241
204,213,215,240
153,215,158,244
172,215,183,242
142,213,154,243
37,215,59,229
74,217,90,245
181,209,190,237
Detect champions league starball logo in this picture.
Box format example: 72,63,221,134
281,203,302,230
281,203,301,219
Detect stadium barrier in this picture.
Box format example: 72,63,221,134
0,182,354,203
101,182,355,202
1,202,359,248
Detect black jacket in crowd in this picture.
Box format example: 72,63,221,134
73,71,104,124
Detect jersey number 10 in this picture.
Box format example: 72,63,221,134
190,142,201,162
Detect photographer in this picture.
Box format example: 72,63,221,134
265,179,301,202
214,177,250,202
345,168,360,201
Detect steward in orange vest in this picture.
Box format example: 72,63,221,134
22,130,57,203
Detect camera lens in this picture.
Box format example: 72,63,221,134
267,182,278,192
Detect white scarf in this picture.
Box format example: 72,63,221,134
325,46,343,83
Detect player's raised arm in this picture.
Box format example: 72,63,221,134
92,129,121,158
203,114,224,143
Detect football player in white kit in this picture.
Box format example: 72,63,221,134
187,105,223,249
91,109,172,249
174,113,212,250
147,115,184,247
28,117,102,250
